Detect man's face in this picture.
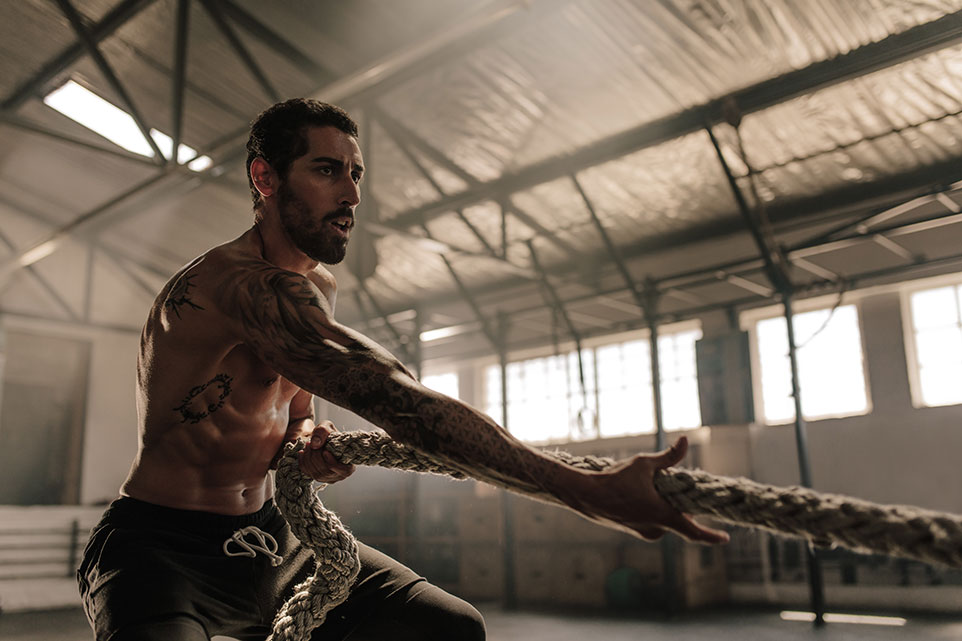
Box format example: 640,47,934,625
276,126,363,265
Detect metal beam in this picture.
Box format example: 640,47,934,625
448,247,962,366
438,253,498,348
872,235,918,262
197,0,281,103
661,191,962,291
0,114,157,166
96,245,160,300
0,0,544,289
0,227,78,320
0,309,141,334
706,124,790,293
504,201,580,257
318,0,563,104
789,257,839,282
171,0,190,162
572,175,647,312
217,0,338,82
355,280,415,364
371,106,479,188
83,244,94,321
53,0,167,163
372,112,537,272
371,153,962,323
0,170,173,281
782,293,827,626
1,0,157,112
526,238,591,398
385,10,962,230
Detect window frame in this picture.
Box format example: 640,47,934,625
899,273,962,409
741,295,873,425
476,320,703,444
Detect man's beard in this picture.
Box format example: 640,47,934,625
277,182,350,265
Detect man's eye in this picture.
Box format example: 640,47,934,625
318,166,333,175
352,173,361,184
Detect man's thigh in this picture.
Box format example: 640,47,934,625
312,543,485,641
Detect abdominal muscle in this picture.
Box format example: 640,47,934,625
122,368,299,516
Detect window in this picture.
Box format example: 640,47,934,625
483,327,702,444
752,304,869,423
421,371,460,400
905,283,962,407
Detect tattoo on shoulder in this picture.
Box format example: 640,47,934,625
165,273,205,319
173,373,233,424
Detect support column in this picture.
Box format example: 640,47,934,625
497,315,517,609
643,282,678,614
783,292,826,625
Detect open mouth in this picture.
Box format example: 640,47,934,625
329,217,353,233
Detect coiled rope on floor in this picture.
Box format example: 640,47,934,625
270,430,962,640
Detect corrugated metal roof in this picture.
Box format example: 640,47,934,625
1,0,962,355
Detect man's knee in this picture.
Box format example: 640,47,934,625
108,615,209,641
447,599,486,641
417,587,485,641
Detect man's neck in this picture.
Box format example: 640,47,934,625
252,218,317,275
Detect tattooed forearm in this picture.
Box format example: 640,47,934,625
165,273,205,319
213,259,572,498
173,373,233,424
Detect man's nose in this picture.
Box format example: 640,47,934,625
339,178,360,207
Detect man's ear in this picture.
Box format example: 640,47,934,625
250,157,278,200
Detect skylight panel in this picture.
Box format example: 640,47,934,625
44,80,211,171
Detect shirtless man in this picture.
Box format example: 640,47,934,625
77,99,728,641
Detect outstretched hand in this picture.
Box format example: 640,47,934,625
571,436,729,544
297,420,356,484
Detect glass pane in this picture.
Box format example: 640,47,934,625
919,363,962,406
756,305,868,422
421,372,459,400
915,327,962,369
484,365,502,421
911,287,958,330
756,316,792,422
662,378,702,431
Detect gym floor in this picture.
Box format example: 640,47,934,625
2,605,960,640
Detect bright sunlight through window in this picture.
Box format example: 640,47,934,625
44,80,211,171
907,284,962,407
484,329,702,444
755,305,868,423
421,372,460,400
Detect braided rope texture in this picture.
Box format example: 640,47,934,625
322,430,962,568
270,441,360,641
270,430,962,641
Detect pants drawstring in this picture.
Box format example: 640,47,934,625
223,525,284,566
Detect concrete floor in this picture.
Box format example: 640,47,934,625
2,606,961,640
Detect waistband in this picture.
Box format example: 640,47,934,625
104,496,278,533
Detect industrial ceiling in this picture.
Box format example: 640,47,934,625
1,0,962,365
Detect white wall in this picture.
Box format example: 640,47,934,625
739,290,962,513
0,315,140,506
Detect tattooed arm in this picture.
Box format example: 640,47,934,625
216,258,727,543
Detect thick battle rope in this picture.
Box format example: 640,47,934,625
271,430,962,640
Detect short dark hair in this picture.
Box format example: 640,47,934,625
246,98,358,208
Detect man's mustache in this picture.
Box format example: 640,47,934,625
323,208,355,223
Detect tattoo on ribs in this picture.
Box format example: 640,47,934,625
173,373,233,424
165,273,205,319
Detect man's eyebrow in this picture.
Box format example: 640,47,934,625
309,156,364,173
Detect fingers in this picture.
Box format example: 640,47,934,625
653,435,688,469
298,447,355,482
299,421,355,482
309,421,336,450
663,511,730,544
